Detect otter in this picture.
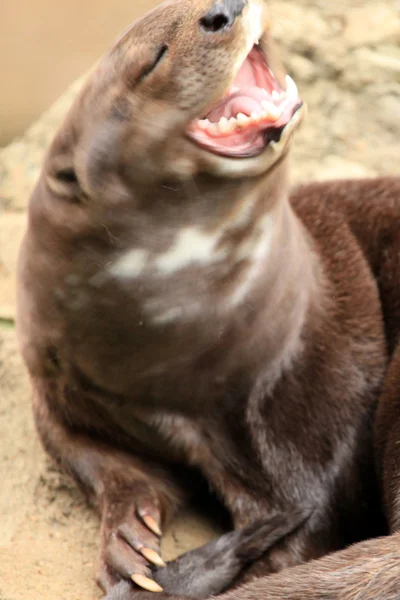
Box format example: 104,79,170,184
16,0,400,598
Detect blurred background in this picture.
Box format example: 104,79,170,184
0,0,161,146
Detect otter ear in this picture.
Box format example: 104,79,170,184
82,116,133,204
46,165,81,200
45,140,84,202
46,115,130,204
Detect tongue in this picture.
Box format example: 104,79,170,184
206,49,280,123
207,87,270,122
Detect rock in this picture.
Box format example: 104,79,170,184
287,54,317,84
341,47,400,88
312,156,377,182
343,4,400,48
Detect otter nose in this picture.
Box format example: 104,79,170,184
200,0,248,33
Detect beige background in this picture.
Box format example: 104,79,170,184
0,0,161,146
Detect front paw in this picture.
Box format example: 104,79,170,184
105,581,173,600
152,509,309,599
98,482,166,594
105,582,192,600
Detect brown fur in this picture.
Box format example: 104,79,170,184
109,532,400,600
16,0,400,598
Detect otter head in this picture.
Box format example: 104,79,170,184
45,0,304,202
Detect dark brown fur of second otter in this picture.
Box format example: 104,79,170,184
16,0,400,598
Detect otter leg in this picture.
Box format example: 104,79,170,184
153,510,308,599
32,389,184,594
110,346,400,600
104,510,308,600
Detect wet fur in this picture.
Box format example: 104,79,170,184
16,0,400,598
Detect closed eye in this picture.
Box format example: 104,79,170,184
138,44,168,82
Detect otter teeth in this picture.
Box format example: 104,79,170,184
237,112,250,124
197,118,211,130
261,101,280,120
272,90,281,102
197,99,283,136
195,75,299,137
285,75,298,102
218,116,236,133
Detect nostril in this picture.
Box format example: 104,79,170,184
200,12,230,33
200,0,248,33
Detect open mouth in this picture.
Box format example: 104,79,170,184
187,44,303,158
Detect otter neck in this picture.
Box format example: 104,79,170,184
214,186,322,387
49,160,322,402
123,162,322,387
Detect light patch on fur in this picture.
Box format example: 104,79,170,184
222,193,258,233
145,297,203,325
147,204,276,324
108,192,276,325
110,249,149,278
229,213,276,306
151,307,185,325
155,227,226,274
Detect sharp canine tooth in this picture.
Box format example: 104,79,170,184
251,111,260,121
272,90,280,102
285,75,298,100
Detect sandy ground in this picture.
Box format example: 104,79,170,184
0,1,399,599
0,327,223,600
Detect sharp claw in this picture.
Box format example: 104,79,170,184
131,574,163,592
96,575,107,594
141,547,166,567
141,514,162,537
